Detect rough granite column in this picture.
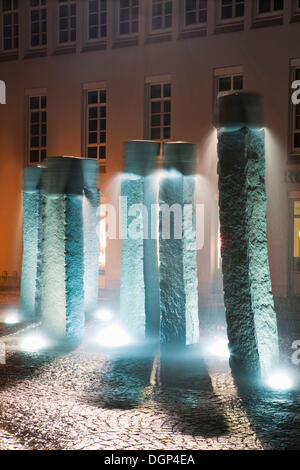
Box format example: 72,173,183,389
41,157,87,347
159,142,200,349
216,92,279,377
82,161,100,314
120,141,160,341
19,167,43,321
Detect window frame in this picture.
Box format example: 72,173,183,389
182,0,208,31
255,0,284,18
57,0,77,47
293,0,300,15
25,89,47,166
82,82,108,163
86,0,107,44
117,0,139,38
213,66,244,121
217,0,245,24
29,0,47,50
150,0,173,34
145,76,172,142
0,0,19,54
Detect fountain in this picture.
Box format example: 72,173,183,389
82,161,100,314
216,92,279,377
120,141,160,341
19,166,43,320
40,156,99,347
159,142,200,349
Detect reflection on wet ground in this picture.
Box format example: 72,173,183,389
0,303,299,450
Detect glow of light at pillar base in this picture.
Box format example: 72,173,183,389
3,309,21,325
96,324,132,348
94,308,113,323
206,337,230,359
266,371,293,391
20,332,49,352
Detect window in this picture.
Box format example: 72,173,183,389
28,94,47,164
58,0,76,44
184,0,207,27
214,68,243,120
30,0,47,48
151,0,172,30
257,0,284,16
85,88,107,160
119,0,139,35
88,0,107,41
220,0,244,20
216,73,243,97
1,0,18,51
147,81,171,141
292,68,300,151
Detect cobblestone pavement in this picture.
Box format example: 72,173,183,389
0,428,29,450
0,306,299,451
0,337,299,450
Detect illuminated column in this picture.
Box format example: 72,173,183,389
19,167,43,320
159,143,200,349
41,157,86,346
216,93,279,377
82,161,100,314
120,141,160,340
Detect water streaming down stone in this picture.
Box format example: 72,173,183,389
82,161,100,315
216,93,279,377
119,141,160,340
19,167,43,321
40,157,98,346
159,142,200,349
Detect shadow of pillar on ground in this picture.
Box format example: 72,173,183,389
156,346,229,438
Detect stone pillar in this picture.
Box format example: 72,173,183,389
19,167,43,321
216,92,279,377
120,141,160,341
41,157,88,347
159,142,200,349
82,160,100,314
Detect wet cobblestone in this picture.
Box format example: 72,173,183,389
0,341,299,451
0,303,299,451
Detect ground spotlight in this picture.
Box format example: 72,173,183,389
266,371,293,391
20,332,48,352
206,338,230,359
96,324,131,348
94,308,113,323
3,309,20,325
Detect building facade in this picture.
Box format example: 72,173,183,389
0,0,299,311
